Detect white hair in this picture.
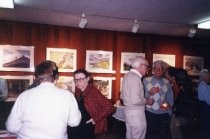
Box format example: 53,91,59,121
131,56,146,68
199,69,209,81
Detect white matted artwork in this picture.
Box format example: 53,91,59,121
92,77,112,99
0,45,34,72
46,48,77,72
86,50,114,73
153,53,175,66
183,56,204,75
121,52,145,73
56,76,75,94
0,75,33,101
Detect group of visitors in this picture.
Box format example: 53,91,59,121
121,56,209,139
5,60,113,139
2,57,210,139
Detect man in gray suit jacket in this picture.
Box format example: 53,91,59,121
121,56,153,139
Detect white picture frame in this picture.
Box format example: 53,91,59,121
183,55,204,75
86,50,114,73
92,76,112,99
0,45,34,72
56,76,75,94
0,75,33,101
121,52,145,73
153,53,175,67
46,48,77,72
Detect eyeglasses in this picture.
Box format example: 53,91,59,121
73,77,86,83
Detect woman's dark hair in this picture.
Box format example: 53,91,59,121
73,69,89,77
73,69,93,84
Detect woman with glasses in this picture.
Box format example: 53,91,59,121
69,69,114,139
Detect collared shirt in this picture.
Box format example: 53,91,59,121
130,69,143,78
198,81,210,105
6,82,81,139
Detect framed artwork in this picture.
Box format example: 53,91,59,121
183,56,204,75
153,53,175,67
0,75,33,101
0,45,34,72
121,52,145,73
92,77,112,99
86,50,114,73
46,48,77,72
56,76,75,93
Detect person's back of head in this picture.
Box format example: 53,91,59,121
34,60,59,85
131,56,148,69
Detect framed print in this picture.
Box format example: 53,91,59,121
183,56,204,75
46,48,77,72
153,53,175,67
121,52,145,73
0,75,33,101
93,77,112,99
56,76,75,93
0,45,34,72
86,50,114,73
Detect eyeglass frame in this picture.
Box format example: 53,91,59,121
73,77,87,83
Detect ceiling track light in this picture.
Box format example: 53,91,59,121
78,13,88,29
131,19,140,33
0,0,14,8
198,20,210,29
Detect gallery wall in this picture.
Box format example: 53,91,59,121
0,20,210,101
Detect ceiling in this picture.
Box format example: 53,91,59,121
1,0,210,40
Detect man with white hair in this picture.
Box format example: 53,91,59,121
198,69,210,105
198,69,210,138
121,56,154,139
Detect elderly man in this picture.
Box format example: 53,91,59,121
121,56,154,139
143,60,174,139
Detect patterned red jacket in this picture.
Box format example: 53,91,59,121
76,84,114,134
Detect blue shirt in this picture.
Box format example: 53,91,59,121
198,81,210,105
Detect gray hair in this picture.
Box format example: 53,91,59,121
152,60,169,71
131,56,147,68
199,69,209,81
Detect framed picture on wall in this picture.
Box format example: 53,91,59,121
183,55,204,75
56,76,75,94
86,50,114,73
121,52,145,73
92,76,112,99
46,48,77,72
153,53,175,67
0,45,34,72
0,75,33,101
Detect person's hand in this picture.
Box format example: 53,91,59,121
86,118,95,125
146,98,154,106
149,87,159,96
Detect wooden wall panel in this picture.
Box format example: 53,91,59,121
0,20,210,101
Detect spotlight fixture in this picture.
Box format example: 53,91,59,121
0,0,14,8
131,19,140,33
78,13,88,29
188,27,196,38
198,20,210,29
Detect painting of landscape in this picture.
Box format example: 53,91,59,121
0,45,34,71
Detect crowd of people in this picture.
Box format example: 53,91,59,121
1,57,210,139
